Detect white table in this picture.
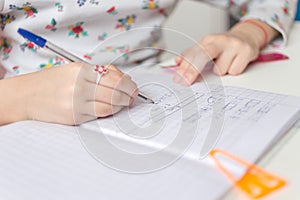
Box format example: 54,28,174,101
221,22,300,199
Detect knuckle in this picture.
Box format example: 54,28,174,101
231,39,243,49
61,100,74,119
110,74,123,86
214,66,227,76
107,64,116,69
112,91,123,103
202,44,213,56
70,62,81,68
201,35,215,43
243,44,253,55
217,34,228,41
97,105,113,117
229,67,244,75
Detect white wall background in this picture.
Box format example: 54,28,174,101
161,0,229,59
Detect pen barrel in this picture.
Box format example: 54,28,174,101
45,42,85,63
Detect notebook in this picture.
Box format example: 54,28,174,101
0,66,299,200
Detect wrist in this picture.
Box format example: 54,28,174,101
230,19,279,49
242,19,268,48
0,75,31,125
229,23,265,50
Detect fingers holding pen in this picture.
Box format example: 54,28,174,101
94,85,136,106
77,63,139,118
94,66,138,115
82,63,138,102
84,101,124,117
98,67,138,100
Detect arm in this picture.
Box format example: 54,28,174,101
0,75,30,125
173,0,297,85
229,19,279,51
0,63,138,126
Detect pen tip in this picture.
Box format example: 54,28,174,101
148,99,155,104
137,93,155,104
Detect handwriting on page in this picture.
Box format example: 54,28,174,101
79,67,300,172
121,84,285,128
101,82,286,148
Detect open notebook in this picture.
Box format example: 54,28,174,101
0,66,299,200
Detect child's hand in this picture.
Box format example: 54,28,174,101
24,63,138,125
173,19,278,86
174,32,260,86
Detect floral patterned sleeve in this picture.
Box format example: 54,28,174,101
234,0,298,46
0,0,4,11
202,0,297,46
0,0,5,78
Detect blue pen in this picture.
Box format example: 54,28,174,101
18,28,85,63
17,28,154,104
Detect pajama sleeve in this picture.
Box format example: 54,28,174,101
240,0,298,46
195,0,297,46
0,0,4,11
0,0,6,78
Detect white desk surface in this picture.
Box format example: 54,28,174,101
222,22,300,199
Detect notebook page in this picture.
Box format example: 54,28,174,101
1,67,300,199
0,121,231,200
82,68,300,164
